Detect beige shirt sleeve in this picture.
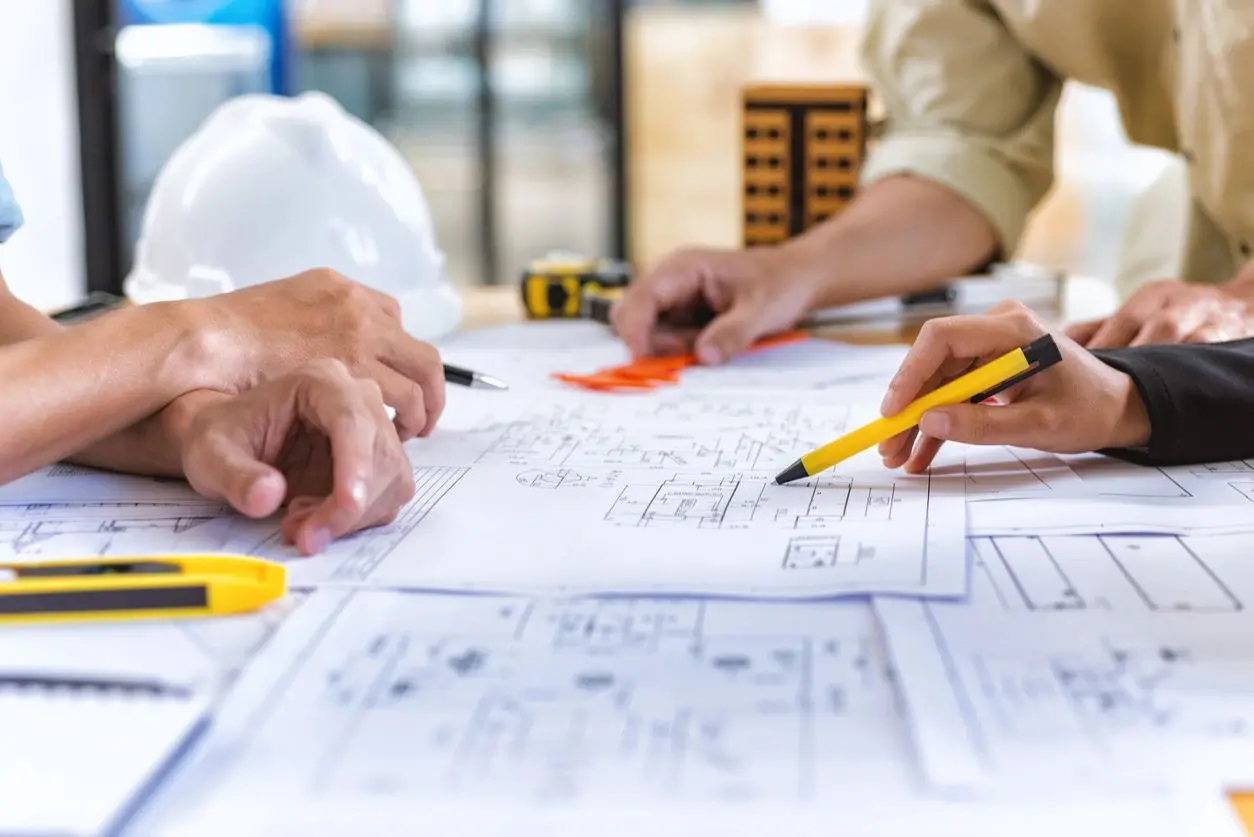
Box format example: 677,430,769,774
858,0,1063,256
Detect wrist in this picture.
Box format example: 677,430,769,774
1105,371,1152,450
160,389,230,457
152,299,244,395
772,236,836,312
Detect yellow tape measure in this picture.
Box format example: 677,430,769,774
520,254,631,319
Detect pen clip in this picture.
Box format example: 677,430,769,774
967,334,1063,403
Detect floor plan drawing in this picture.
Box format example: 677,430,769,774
877,533,1254,792
603,471,896,530
971,536,1243,614
250,466,469,585
0,467,470,590
0,462,204,505
357,460,965,599
135,590,920,830
0,501,249,558
453,393,855,473
956,446,1084,500
875,594,1254,792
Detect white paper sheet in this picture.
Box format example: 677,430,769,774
961,454,1254,535
0,596,298,694
330,389,964,597
130,590,1244,837
0,463,206,505
440,328,908,397
0,685,210,837
932,445,1085,501
876,533,1254,793
968,497,1254,536
0,387,968,599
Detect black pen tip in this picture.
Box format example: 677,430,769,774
774,460,809,486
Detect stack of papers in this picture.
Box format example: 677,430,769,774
3,321,1252,835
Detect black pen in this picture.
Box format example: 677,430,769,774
444,363,508,391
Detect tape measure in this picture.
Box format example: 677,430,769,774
520,254,631,319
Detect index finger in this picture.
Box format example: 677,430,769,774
382,336,446,435
294,381,387,552
611,264,701,358
881,313,1043,416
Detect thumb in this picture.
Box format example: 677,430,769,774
918,403,1042,448
693,302,763,365
187,436,287,519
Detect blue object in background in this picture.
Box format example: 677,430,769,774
116,0,290,94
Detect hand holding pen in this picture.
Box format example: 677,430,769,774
876,301,1151,473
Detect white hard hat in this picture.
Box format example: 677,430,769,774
124,91,461,340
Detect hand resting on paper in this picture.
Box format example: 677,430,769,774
168,360,415,555
877,302,1152,473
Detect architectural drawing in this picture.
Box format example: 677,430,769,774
972,537,1243,613
250,466,468,584
358,458,964,598
877,534,1254,791
603,471,896,529
463,394,853,472
782,536,848,570
513,468,622,490
876,595,1254,791
0,467,468,588
0,501,244,558
137,589,915,827
134,591,1237,836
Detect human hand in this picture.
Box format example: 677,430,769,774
175,359,416,555
1065,279,1254,349
189,269,445,440
609,246,817,364
877,302,1151,473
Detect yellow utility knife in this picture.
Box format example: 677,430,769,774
0,554,286,624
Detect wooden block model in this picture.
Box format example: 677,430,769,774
741,84,870,247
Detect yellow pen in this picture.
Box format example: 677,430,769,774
774,334,1063,485
0,554,286,625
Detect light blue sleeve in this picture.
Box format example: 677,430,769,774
0,157,24,244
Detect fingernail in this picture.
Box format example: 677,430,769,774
306,528,331,555
919,411,950,437
696,345,722,365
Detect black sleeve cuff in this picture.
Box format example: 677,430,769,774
1093,338,1254,466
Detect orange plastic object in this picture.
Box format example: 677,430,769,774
554,331,808,393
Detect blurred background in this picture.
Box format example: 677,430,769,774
0,0,1180,312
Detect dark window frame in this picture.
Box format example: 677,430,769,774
70,0,630,295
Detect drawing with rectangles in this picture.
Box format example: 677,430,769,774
875,533,1254,793
128,590,1244,837
0,467,469,589
971,536,1243,613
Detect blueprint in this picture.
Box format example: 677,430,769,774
965,455,1254,535
0,389,968,599
0,467,468,586
875,533,1254,793
0,594,297,695
130,590,1244,837
967,497,1254,536
0,462,204,505
323,389,964,597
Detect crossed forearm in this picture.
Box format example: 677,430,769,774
0,288,222,483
